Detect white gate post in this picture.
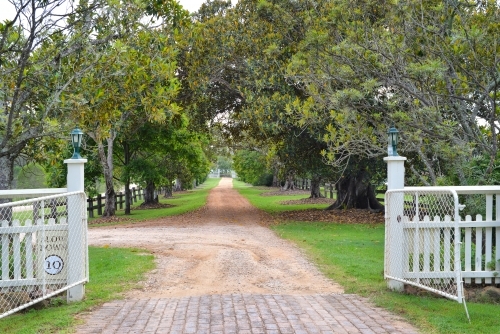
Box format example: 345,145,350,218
64,158,87,302
384,155,406,291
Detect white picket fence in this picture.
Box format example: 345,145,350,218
0,191,88,318
461,211,500,284
385,186,500,303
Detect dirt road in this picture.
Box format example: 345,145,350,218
88,178,343,297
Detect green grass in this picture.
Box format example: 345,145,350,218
90,178,221,226
0,246,155,334
236,181,500,334
233,179,330,213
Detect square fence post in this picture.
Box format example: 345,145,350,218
64,158,87,302
384,156,406,292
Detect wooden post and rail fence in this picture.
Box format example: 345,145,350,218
86,187,145,218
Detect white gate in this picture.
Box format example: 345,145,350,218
0,191,88,318
385,186,500,304
385,188,464,302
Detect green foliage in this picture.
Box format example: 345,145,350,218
14,164,47,189
285,0,500,186
233,150,273,186
0,0,100,190
144,0,191,27
3,0,500,199
447,153,500,186
216,156,233,174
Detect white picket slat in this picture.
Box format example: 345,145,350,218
433,225,440,272
24,219,33,279
485,227,492,284
1,220,9,281
12,219,21,280
475,214,483,284
443,224,451,272
423,226,431,272
464,215,472,284
413,215,420,273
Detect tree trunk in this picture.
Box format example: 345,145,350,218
272,173,279,187
281,173,296,191
97,135,116,217
309,176,323,198
142,181,158,205
163,184,173,198
0,155,14,191
123,142,132,215
326,172,383,212
0,155,14,221
173,178,182,191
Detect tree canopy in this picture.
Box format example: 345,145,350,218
2,0,499,214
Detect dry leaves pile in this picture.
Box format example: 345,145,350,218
136,203,175,210
275,208,385,224
270,193,384,224
259,188,311,197
280,198,333,205
88,216,134,225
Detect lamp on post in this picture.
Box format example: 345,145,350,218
383,124,405,292
387,125,399,156
70,127,84,159
65,128,88,303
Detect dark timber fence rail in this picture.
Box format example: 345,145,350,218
87,187,145,218
11,187,158,219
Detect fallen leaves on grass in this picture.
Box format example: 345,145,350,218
280,198,333,205
134,203,175,210
89,216,134,225
259,189,311,196
275,208,384,224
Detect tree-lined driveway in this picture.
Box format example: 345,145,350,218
75,178,417,333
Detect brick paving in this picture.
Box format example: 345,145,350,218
75,293,418,334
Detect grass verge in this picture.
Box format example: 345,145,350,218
233,179,329,213
90,178,221,226
234,180,499,334
0,247,155,334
